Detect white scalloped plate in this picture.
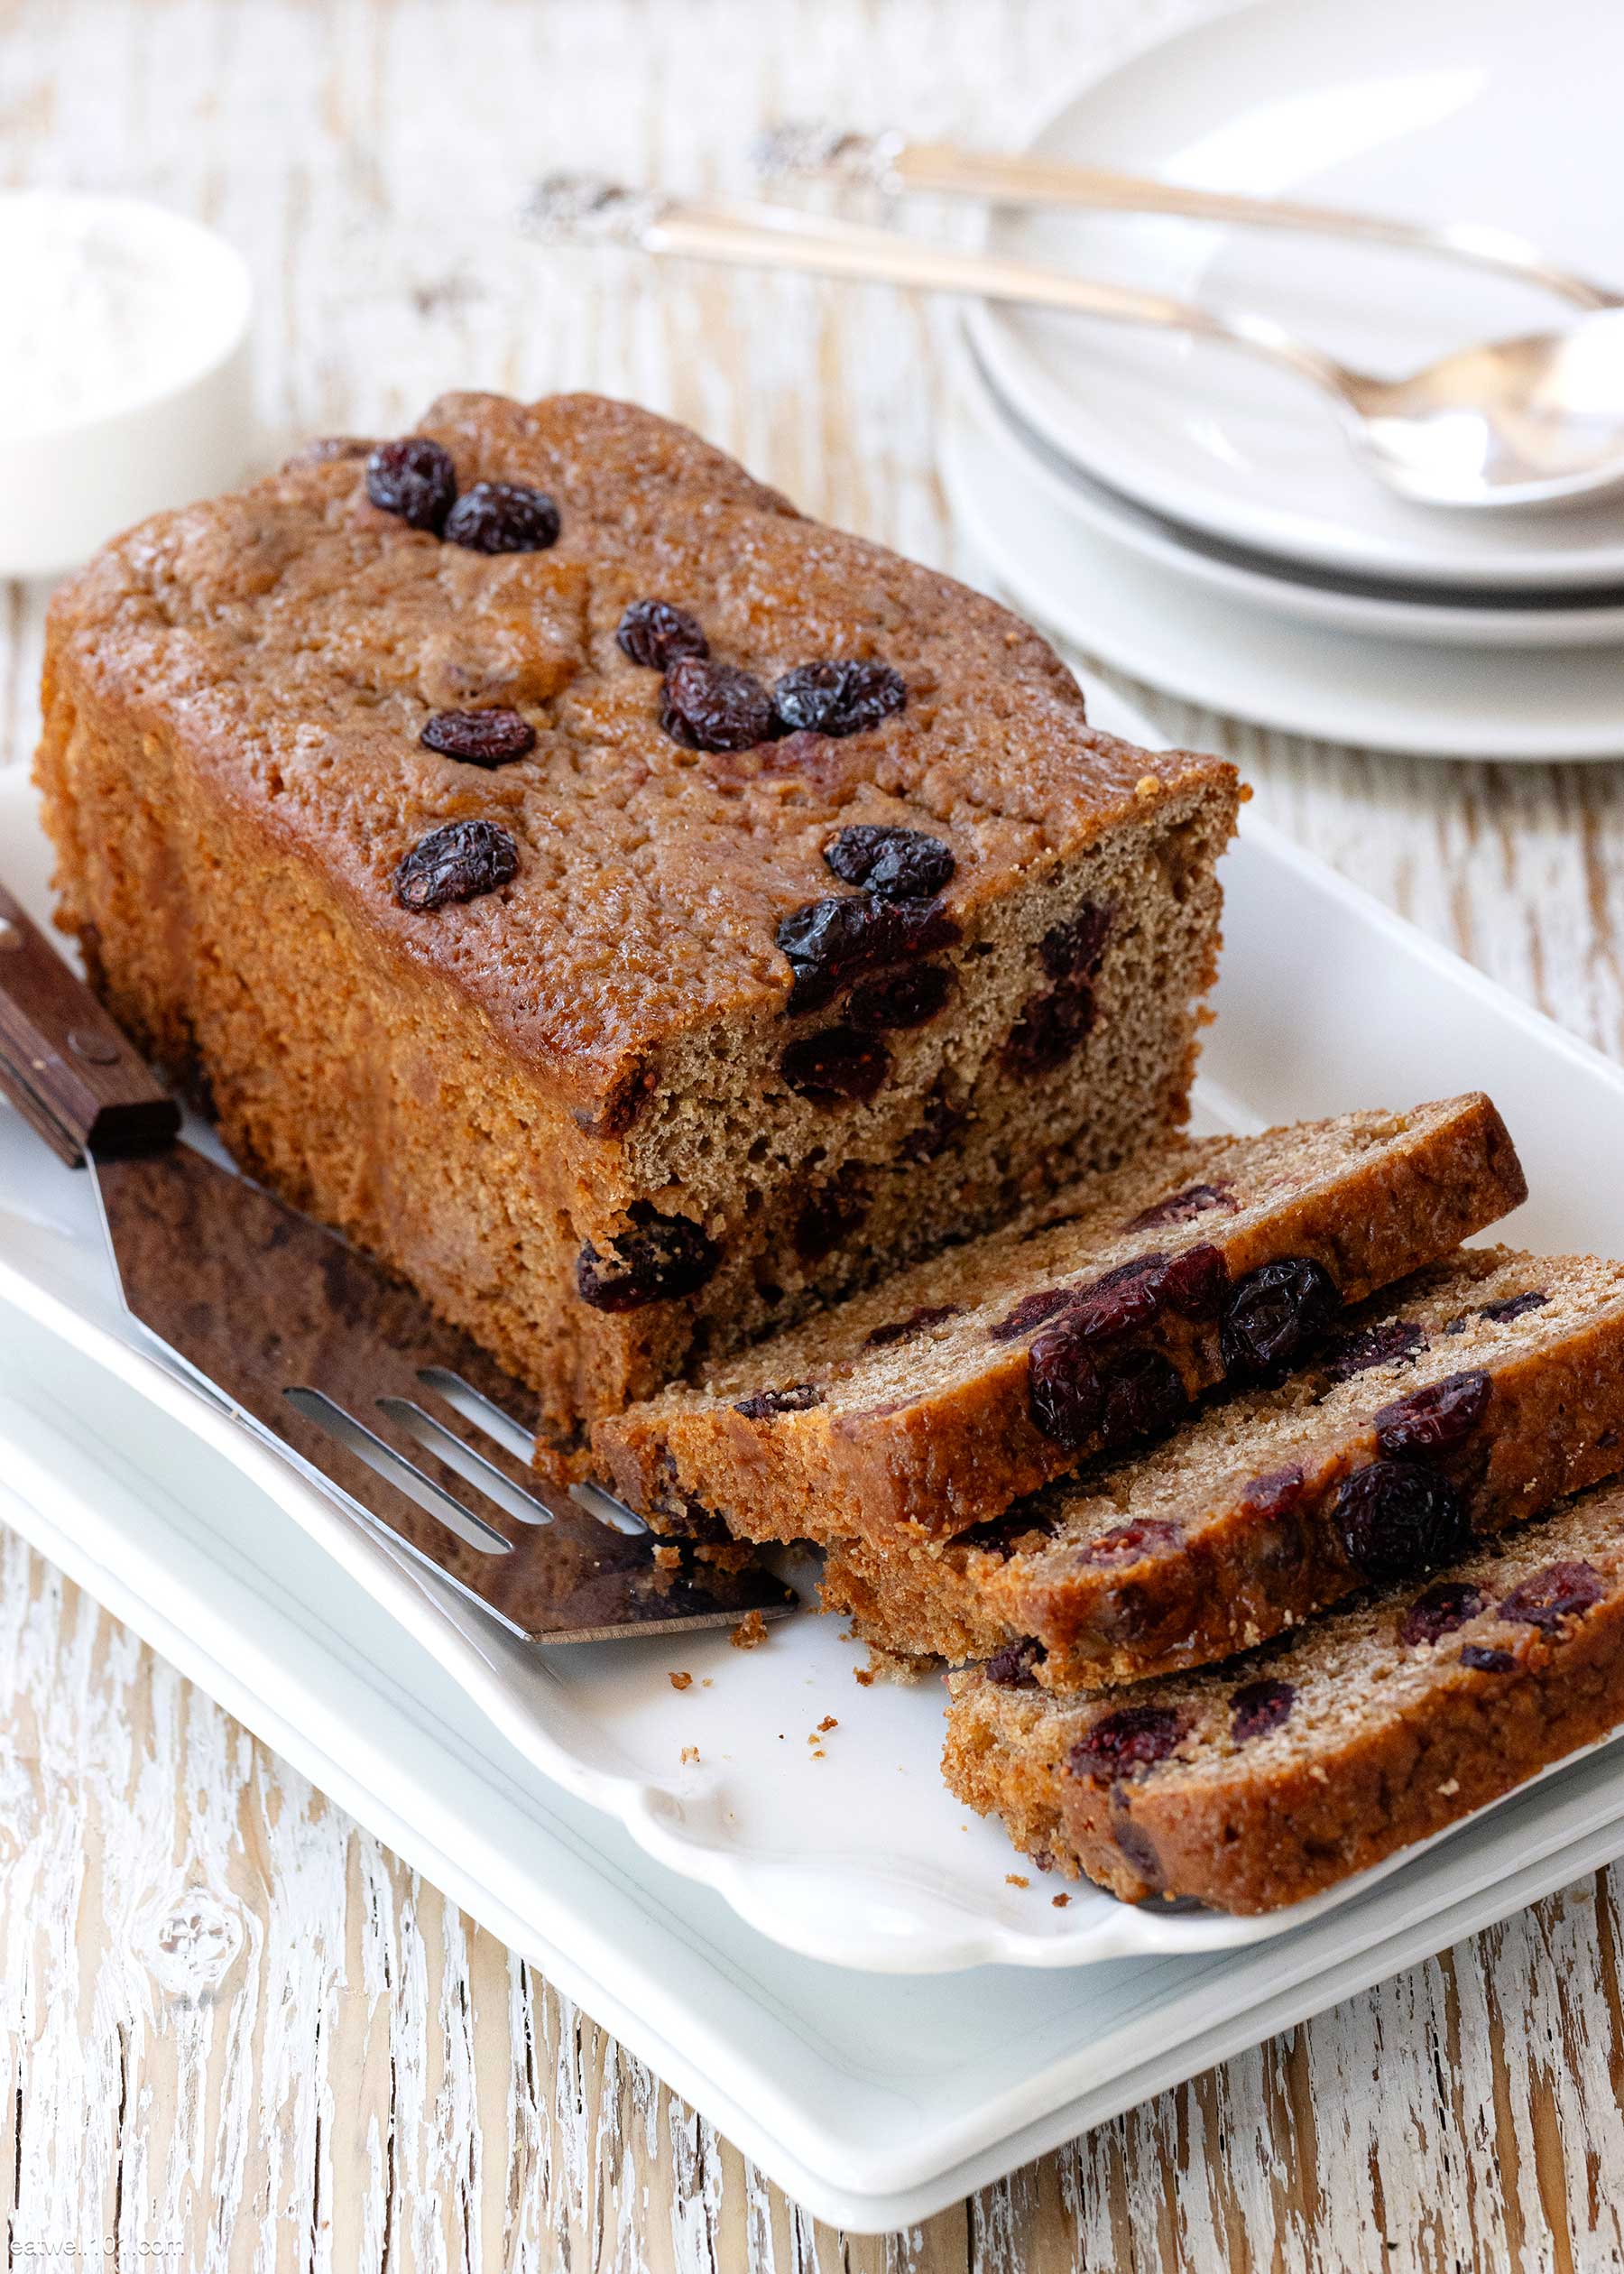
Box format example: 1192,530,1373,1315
8,743,1624,1975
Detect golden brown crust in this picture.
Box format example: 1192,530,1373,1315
943,1480,1624,1912
35,390,1238,1438
825,1248,1624,1686
42,387,1231,1116
594,1096,1528,1544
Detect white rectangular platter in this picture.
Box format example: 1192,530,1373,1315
6,670,1624,2225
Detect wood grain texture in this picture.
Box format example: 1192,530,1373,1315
5,0,1624,2264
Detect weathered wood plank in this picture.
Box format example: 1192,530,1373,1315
6,0,1624,2265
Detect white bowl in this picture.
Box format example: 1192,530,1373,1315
0,192,254,579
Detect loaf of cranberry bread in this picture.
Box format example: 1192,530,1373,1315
591,1095,1527,1544
944,1476,1624,1911
826,1247,1624,1687
33,391,1238,1452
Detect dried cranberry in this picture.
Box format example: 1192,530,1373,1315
773,659,905,738
1127,1181,1235,1234
659,658,775,753
616,598,707,670
1081,1517,1181,1564
1221,1257,1339,1382
365,436,457,532
865,1304,958,1350
1068,1705,1186,1782
1460,1644,1517,1675
1110,1810,1164,1886
986,1636,1044,1688
823,824,955,901
793,1171,869,1262
1002,975,1095,1080
846,965,953,1031
1375,1371,1491,1462
1324,1318,1426,1383
1028,1316,1104,1449
1066,1254,1167,1342
420,707,537,767
734,1382,823,1419
444,479,560,553
780,1027,890,1104
1039,901,1111,982
575,1206,719,1311
1480,1290,1548,1325
1230,1677,1295,1743
1400,1580,1487,1647
989,1287,1073,1343
1333,1459,1470,1581
1243,1465,1306,1520
1097,1347,1187,1448
1498,1559,1604,1634
900,1089,968,1164
776,893,959,1015
1151,1243,1230,1319
393,818,519,911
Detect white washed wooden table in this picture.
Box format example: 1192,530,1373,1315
5,2,1624,2264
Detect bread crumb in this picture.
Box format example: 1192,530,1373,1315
1437,1777,1461,1796
861,1642,933,1685
1005,1873,1029,1889
1135,774,1161,800
853,1668,874,1687
701,1677,713,1688
1052,1893,1070,1909
668,1670,693,1692
680,1745,700,1765
731,1610,768,1650
652,1543,682,1569
817,1715,837,1733
810,1747,826,1761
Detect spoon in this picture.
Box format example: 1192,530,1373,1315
524,180,1624,512
754,123,1621,315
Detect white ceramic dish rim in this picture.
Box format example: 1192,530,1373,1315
957,333,1624,649
964,0,1624,594
0,190,253,442
941,402,1624,762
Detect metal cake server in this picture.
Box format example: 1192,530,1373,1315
0,877,794,1643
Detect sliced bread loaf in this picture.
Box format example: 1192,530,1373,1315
826,1247,1624,1687
590,1095,1526,1546
943,1476,1624,1911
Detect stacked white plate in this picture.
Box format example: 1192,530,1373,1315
949,0,1624,760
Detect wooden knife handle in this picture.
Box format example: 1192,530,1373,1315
0,878,180,1166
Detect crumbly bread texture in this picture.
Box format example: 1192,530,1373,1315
34,391,1238,1450
592,1096,1527,1545
943,1477,1624,1911
826,1247,1624,1687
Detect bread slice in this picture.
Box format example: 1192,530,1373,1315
943,1475,1624,1911
37,390,1237,1454
591,1096,1527,1545
826,1247,1624,1687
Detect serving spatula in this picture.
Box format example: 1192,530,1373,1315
0,877,795,1642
